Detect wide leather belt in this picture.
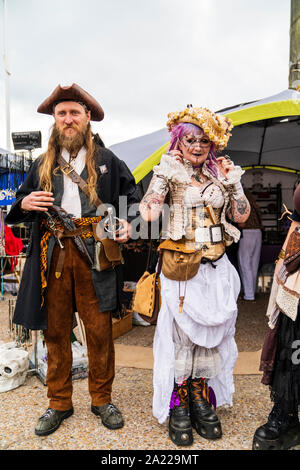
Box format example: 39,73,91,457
48,224,94,279
62,224,93,238
194,224,223,244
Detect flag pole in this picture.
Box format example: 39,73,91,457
3,0,11,151
289,0,300,88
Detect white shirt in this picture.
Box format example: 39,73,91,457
61,146,86,218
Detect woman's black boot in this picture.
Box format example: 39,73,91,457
189,377,222,440
169,380,193,446
253,403,300,450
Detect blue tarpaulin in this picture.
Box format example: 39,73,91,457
0,148,31,206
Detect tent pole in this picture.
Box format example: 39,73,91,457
289,0,300,88
258,121,267,165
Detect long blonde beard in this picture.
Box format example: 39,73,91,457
56,124,86,155
39,123,99,206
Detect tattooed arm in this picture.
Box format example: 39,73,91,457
227,194,251,223
139,175,169,221
217,161,251,223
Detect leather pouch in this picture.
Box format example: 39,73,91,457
132,271,161,320
158,239,202,282
284,226,300,274
92,223,122,271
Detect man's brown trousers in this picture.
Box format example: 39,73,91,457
44,238,115,411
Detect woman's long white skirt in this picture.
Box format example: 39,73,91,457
153,254,241,424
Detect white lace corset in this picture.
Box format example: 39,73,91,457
184,182,224,208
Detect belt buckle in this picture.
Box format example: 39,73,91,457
61,164,74,175
209,224,223,244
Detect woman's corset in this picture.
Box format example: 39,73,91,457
184,204,225,260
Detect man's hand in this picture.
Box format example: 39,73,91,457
21,191,54,212
114,219,132,243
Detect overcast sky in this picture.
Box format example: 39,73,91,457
0,0,291,155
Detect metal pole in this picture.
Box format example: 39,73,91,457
289,0,300,88
3,0,11,151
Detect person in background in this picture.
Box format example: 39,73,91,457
252,183,300,450
237,188,263,301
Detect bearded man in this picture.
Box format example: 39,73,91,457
5,83,140,436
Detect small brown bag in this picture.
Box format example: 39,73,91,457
132,244,162,325
284,226,300,274
92,223,122,271
158,239,202,282
132,271,161,320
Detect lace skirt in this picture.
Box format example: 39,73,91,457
173,320,222,383
153,254,240,424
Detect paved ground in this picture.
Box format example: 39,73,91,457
0,292,286,451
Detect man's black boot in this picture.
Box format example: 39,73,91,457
189,377,222,440
169,380,193,446
253,403,300,450
35,407,74,436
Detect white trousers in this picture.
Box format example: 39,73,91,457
237,229,262,300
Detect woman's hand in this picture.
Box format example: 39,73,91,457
167,150,183,163
216,156,235,179
21,191,54,212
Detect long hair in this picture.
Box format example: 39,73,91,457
168,122,218,178
38,123,99,206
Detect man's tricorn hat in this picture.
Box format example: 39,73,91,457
37,83,104,121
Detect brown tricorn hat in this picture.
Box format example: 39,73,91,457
37,83,104,121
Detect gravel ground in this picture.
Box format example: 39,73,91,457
0,292,288,451
0,369,273,451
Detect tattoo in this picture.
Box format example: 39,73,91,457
140,176,169,220
142,191,164,209
236,198,248,215
227,195,250,223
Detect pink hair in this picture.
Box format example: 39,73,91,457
168,122,218,178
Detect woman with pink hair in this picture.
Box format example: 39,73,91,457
140,106,250,446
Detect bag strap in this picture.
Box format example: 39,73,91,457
146,239,162,275
58,153,104,210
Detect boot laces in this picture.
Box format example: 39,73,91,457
173,382,189,409
190,378,210,404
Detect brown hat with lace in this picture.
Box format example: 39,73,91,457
37,83,104,121
166,105,233,150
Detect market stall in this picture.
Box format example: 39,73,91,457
0,148,31,298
